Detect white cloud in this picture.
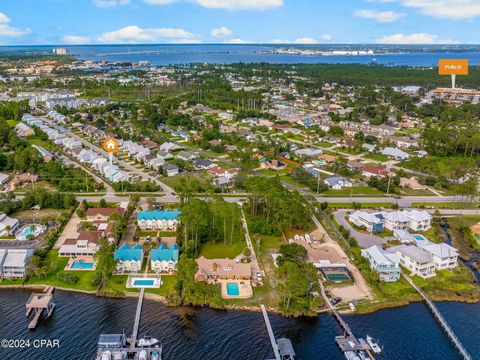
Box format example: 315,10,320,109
271,35,332,44
62,35,91,44
399,0,480,20
224,38,252,43
0,13,30,38
376,33,458,44
211,26,233,38
92,0,130,8
143,0,283,10
355,9,405,22
98,25,199,43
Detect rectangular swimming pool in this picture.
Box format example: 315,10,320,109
71,260,94,269
133,279,155,286
226,282,240,296
326,273,350,281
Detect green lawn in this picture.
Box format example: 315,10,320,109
26,250,98,291
410,202,480,209
364,153,389,162
199,240,245,259
414,265,480,301
7,119,20,127
106,274,177,297
27,138,57,151
323,202,393,209
323,186,384,196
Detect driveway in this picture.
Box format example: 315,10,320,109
54,211,80,249
333,209,386,248
311,214,373,301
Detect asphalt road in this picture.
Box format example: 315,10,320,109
333,209,387,248
42,116,174,194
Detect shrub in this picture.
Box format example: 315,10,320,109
56,271,79,284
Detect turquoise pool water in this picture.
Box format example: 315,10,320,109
134,279,155,286
20,228,33,238
71,260,94,269
415,235,426,241
326,273,350,281
226,282,240,296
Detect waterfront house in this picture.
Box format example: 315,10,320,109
323,176,352,190
0,248,34,278
415,239,458,270
58,231,103,257
195,256,252,283
137,209,181,230
361,245,401,282
114,244,143,273
150,244,179,273
348,211,384,234
388,245,436,278
0,214,19,237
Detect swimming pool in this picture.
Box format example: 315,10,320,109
226,282,240,296
133,279,155,286
15,224,45,240
326,273,350,281
414,235,426,241
71,260,95,269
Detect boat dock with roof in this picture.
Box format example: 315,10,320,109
25,286,55,329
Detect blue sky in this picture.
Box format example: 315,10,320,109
0,0,478,45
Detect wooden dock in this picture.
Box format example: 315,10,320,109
403,273,472,360
130,287,145,347
318,280,375,359
26,286,55,329
260,305,281,360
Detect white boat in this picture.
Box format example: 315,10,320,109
138,349,147,360
137,335,160,347
100,350,111,360
366,335,382,354
349,303,356,312
151,350,161,360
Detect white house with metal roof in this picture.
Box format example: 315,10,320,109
388,245,436,279
361,245,401,282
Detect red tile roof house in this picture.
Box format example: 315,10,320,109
362,166,393,179
86,208,125,222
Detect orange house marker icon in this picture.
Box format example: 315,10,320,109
103,137,119,153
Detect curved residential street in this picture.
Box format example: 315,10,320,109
333,209,387,248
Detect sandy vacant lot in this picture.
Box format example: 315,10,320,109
298,217,373,304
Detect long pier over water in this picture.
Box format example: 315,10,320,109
402,273,472,360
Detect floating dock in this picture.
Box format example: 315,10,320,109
26,286,55,329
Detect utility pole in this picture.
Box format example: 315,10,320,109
386,173,392,195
